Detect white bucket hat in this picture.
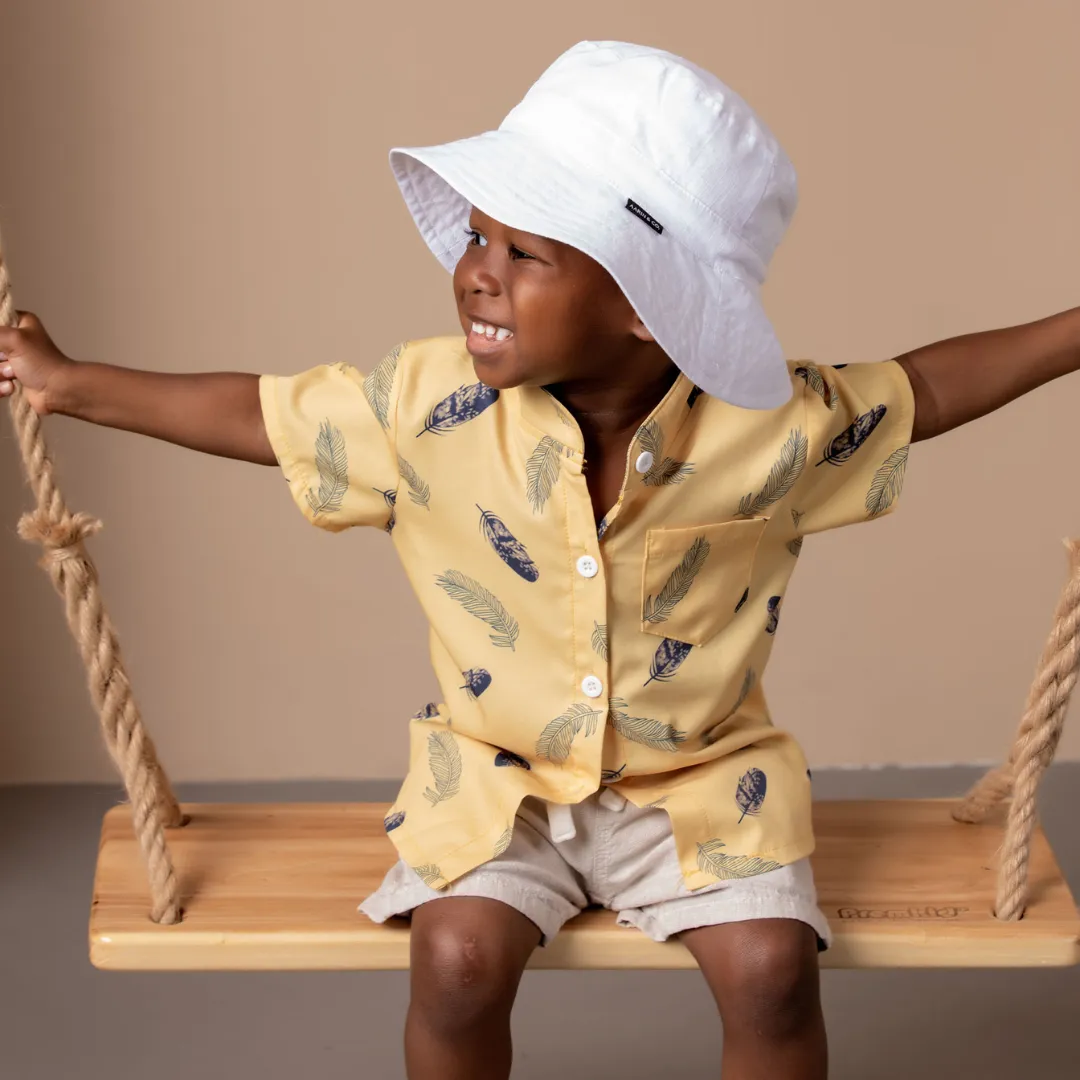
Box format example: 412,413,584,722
389,40,799,409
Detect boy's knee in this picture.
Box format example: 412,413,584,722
410,916,521,1032
707,921,821,1037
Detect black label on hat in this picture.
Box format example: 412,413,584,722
625,199,663,235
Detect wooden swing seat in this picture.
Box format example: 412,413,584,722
88,798,1080,971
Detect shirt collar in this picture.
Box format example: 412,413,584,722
508,370,700,463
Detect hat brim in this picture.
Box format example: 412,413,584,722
390,131,793,410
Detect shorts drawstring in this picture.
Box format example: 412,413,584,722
599,786,627,812
547,786,627,844
546,801,577,843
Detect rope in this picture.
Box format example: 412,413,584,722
953,539,1080,920
1,242,184,925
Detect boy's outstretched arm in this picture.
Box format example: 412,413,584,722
893,305,1080,442
0,311,276,465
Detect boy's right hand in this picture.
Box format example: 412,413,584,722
0,311,73,415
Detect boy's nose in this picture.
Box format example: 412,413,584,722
454,250,504,304
466,268,502,297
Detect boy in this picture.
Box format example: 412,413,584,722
2,39,1078,1080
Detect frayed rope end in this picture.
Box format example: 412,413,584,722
17,509,103,565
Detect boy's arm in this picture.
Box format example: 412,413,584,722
0,311,275,465
893,304,1080,443
52,363,275,465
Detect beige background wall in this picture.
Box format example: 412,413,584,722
1,0,1078,783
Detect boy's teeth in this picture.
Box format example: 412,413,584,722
471,321,513,342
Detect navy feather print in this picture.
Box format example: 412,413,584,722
477,506,539,581
602,764,627,783
494,748,531,770
735,768,767,823
417,382,499,437
383,810,406,832
412,702,440,720
644,638,694,686
766,595,782,634
816,404,887,466
597,516,610,539
374,487,397,534
460,668,492,699
735,587,749,613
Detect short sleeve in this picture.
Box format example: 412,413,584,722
259,343,404,532
791,359,915,535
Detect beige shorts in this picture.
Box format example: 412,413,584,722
360,786,832,950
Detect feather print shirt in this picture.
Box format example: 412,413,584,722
259,338,914,891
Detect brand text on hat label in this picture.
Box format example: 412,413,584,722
625,199,664,235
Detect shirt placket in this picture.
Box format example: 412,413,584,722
549,459,625,843
591,376,696,544
511,378,698,843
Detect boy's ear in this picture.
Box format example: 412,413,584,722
631,312,656,343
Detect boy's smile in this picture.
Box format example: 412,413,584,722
453,207,673,404
465,318,514,357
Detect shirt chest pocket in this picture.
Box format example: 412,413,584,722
640,519,769,647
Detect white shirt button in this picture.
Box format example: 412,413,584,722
581,675,604,698
635,450,655,474
576,555,599,578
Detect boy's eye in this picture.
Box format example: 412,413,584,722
464,229,534,261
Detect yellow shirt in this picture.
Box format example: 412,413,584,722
260,337,914,891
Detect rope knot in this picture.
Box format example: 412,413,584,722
17,508,103,566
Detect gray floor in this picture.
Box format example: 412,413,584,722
2,766,1078,1079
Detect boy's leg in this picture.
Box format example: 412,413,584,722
405,895,541,1080
679,917,826,1080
